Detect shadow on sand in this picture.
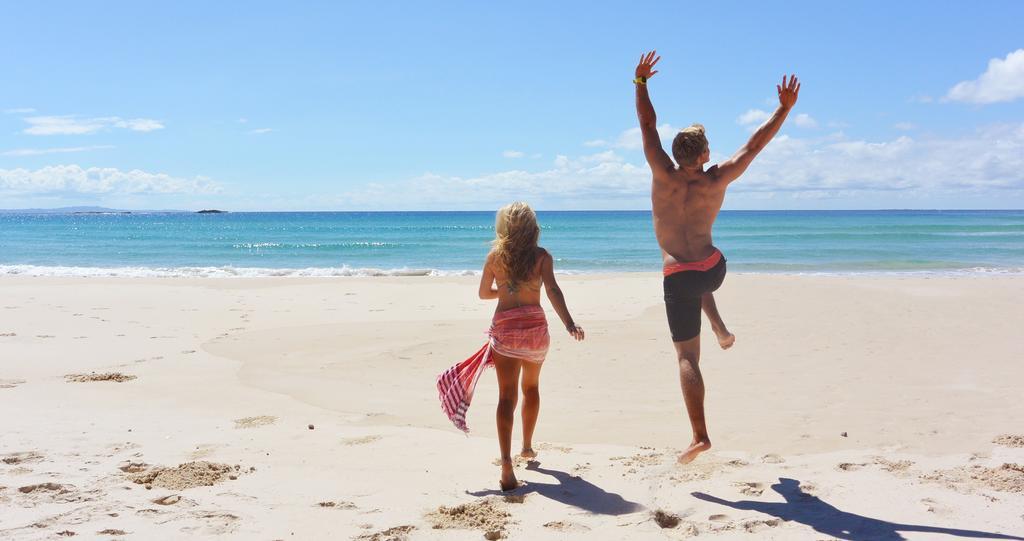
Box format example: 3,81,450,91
468,460,645,516
693,477,1024,541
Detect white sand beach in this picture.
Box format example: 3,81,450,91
1,274,1022,539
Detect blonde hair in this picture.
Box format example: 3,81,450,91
672,124,708,166
492,202,541,288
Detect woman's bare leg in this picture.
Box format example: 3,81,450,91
493,351,522,490
519,361,542,458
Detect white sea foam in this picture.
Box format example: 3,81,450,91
0,264,1020,278
0,264,478,278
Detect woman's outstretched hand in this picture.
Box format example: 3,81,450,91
567,324,585,341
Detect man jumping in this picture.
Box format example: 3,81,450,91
634,50,799,464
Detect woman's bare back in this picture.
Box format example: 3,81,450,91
490,247,545,312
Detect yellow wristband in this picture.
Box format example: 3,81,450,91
633,76,647,85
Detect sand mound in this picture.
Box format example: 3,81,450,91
427,498,511,538
65,372,136,383
130,461,245,490
233,415,277,429
923,463,1024,493
993,434,1024,448
354,525,415,541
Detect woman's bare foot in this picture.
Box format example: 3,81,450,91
519,448,537,459
499,458,518,491
677,439,711,464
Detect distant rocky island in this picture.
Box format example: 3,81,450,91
196,209,228,214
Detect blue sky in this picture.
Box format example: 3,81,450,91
1,1,1022,210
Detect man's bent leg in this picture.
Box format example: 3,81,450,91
701,292,735,350
674,335,711,464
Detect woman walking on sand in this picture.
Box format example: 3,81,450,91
437,202,584,491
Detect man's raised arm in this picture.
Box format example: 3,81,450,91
715,74,800,183
635,51,674,172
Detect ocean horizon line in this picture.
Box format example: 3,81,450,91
2,207,1023,214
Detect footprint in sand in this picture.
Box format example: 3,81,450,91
233,416,278,429
97,529,128,535
653,510,681,528
536,442,573,453
119,461,149,473
544,520,591,532
355,525,416,541
66,373,136,383
180,511,241,535
318,500,357,509
342,435,382,446
708,513,731,522
759,454,785,464
872,457,915,473
733,481,765,496
153,494,183,505
0,379,26,389
741,518,781,533
837,462,867,471
0,332,16,337
35,334,56,339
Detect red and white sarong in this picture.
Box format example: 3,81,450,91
436,305,550,432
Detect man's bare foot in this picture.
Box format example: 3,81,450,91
499,459,518,491
520,448,537,459
677,439,711,464
714,329,735,350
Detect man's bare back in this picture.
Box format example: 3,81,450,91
651,166,727,265
633,50,799,464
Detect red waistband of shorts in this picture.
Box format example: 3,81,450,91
663,248,723,276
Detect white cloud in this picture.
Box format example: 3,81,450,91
737,109,771,126
23,116,165,135
3,107,35,114
2,145,114,157
0,165,220,195
586,124,680,151
113,118,163,132
332,123,1024,209
502,150,525,158
946,49,1024,104
247,128,273,135
893,122,916,131
238,117,248,123
733,124,1024,195
792,113,818,128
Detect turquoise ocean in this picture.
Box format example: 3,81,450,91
1,210,1022,277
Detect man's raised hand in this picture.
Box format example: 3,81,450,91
777,74,800,109
636,51,660,80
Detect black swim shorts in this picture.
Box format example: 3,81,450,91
663,252,727,342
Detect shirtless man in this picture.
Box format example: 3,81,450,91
634,50,799,464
